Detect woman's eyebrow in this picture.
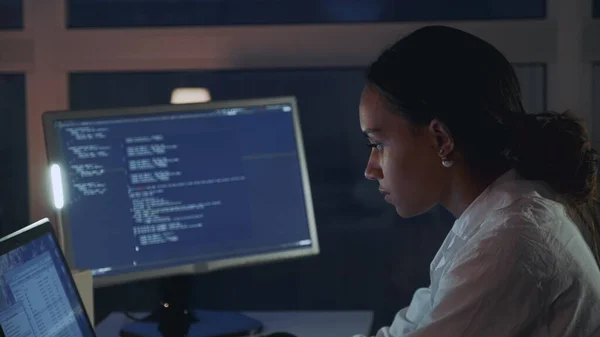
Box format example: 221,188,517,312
362,128,382,137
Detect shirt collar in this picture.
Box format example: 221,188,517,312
451,169,521,240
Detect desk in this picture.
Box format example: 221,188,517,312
96,311,373,337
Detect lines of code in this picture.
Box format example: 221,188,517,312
124,132,248,248
62,117,249,256
64,126,112,199
55,105,313,275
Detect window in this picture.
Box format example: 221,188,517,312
68,0,546,28
514,63,547,113
0,74,27,236
0,0,23,29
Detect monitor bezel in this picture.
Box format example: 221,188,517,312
43,96,319,287
0,218,97,335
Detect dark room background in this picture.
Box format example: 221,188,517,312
3,0,596,333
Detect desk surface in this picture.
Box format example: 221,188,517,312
96,311,373,337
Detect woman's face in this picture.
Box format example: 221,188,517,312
359,84,451,218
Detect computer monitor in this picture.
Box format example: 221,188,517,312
42,96,318,286
43,97,318,336
0,218,96,337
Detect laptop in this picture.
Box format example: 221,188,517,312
0,218,96,337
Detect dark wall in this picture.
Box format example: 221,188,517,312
69,69,455,330
0,74,28,237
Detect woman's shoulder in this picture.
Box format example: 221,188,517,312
472,194,593,278
491,193,569,231
480,193,572,245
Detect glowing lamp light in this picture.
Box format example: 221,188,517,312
50,164,64,210
170,88,212,104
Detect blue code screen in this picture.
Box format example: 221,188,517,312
52,103,313,277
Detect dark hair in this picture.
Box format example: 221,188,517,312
366,25,600,260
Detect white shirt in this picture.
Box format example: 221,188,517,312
357,170,600,337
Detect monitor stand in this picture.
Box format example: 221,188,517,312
119,275,263,337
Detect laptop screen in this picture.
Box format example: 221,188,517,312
0,228,95,337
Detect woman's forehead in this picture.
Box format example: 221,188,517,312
360,87,390,124
360,88,408,131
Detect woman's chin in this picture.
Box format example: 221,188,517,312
393,203,433,219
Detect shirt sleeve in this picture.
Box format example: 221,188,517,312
389,287,433,334
353,287,432,337
403,227,545,337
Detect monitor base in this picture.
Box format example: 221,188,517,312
119,307,263,337
119,276,263,337
143,301,198,336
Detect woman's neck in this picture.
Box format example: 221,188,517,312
442,165,509,218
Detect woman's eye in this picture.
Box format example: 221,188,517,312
366,143,384,151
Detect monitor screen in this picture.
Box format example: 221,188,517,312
0,222,95,337
43,97,318,286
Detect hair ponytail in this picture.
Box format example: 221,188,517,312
508,111,600,260
509,111,598,204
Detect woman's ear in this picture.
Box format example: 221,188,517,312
429,119,455,157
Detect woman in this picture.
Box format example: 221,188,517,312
356,25,600,336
